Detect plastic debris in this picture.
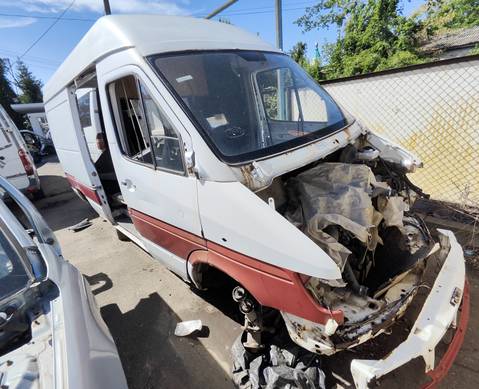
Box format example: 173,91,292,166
68,218,92,232
232,331,326,389
174,319,203,337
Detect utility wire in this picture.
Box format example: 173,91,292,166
0,12,95,22
19,0,76,59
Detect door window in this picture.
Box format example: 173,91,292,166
109,75,185,173
77,93,92,128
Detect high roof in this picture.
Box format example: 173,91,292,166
44,14,280,102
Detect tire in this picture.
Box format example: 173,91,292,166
116,229,130,241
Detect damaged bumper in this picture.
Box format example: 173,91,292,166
350,229,467,388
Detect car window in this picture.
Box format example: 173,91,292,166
152,51,346,163
138,83,184,173
0,231,30,302
78,93,92,128
257,67,329,123
109,75,184,173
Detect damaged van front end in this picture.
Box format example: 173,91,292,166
244,129,467,387
151,48,467,387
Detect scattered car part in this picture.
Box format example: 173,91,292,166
232,330,326,389
174,320,203,337
68,217,92,232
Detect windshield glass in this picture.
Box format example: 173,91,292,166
0,231,30,302
151,51,347,163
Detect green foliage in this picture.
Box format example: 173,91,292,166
295,0,478,80
15,61,43,104
297,0,423,78
424,0,479,34
0,58,23,128
471,44,479,55
289,42,327,81
290,42,308,67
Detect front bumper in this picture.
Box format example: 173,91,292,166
350,229,467,388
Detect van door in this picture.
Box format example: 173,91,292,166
44,87,112,220
99,68,202,278
0,105,31,192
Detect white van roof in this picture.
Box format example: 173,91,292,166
44,14,280,102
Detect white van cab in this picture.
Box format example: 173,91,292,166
0,105,41,197
43,15,468,388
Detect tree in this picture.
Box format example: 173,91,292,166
296,0,423,78
290,41,327,81
296,0,479,79
423,0,479,34
15,61,43,104
0,58,23,128
290,42,308,67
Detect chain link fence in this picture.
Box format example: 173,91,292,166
322,55,479,209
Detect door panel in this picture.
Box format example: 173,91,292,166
45,87,112,220
98,66,201,277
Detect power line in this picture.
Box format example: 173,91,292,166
0,12,95,22
19,0,77,59
0,48,61,66
197,4,314,18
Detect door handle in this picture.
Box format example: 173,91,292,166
120,179,135,190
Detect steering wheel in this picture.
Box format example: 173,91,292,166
221,126,248,140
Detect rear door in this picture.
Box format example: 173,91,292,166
44,87,113,221
0,105,30,191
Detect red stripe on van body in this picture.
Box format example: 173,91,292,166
65,173,101,204
129,208,206,260
129,207,343,325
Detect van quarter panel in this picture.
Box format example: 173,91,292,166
128,207,343,325
198,180,342,280
188,244,343,325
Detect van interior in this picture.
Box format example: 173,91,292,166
74,73,130,224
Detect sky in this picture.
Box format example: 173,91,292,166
0,0,425,86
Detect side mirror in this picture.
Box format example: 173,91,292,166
184,148,198,178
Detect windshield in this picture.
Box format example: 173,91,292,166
151,51,347,163
0,231,30,302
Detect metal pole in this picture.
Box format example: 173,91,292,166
275,0,283,50
103,0,111,15
205,0,238,19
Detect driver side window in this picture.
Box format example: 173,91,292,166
109,75,185,173
138,83,185,173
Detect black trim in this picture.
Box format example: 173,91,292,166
147,50,348,165
321,54,479,85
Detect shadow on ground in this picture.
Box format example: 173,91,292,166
101,293,235,389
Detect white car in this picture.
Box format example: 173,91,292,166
0,105,41,198
0,176,127,389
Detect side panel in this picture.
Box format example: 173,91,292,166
45,88,112,220
198,180,342,280
0,105,31,191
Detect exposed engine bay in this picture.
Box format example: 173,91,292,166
256,135,435,353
